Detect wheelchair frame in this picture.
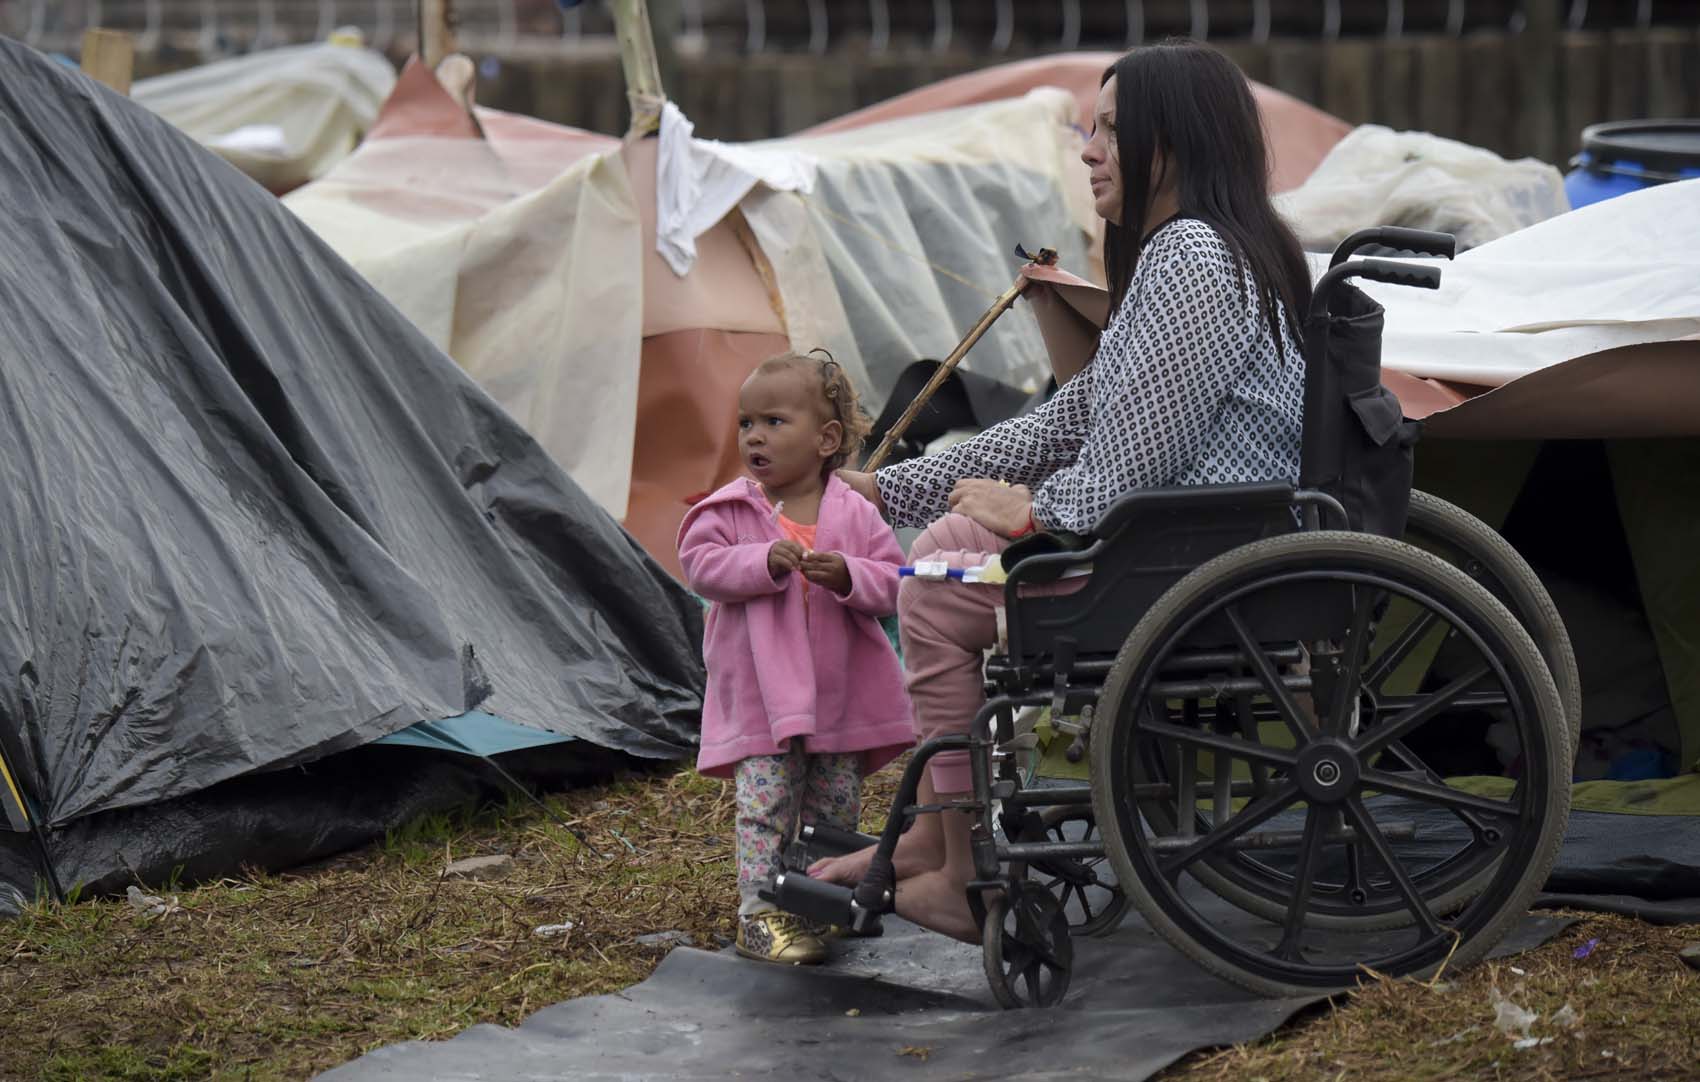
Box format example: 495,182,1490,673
770,228,1575,1007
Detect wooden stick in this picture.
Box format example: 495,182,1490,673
80,28,134,96
418,0,458,71
863,249,1055,471
612,0,667,137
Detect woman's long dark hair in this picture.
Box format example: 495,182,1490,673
1102,40,1310,348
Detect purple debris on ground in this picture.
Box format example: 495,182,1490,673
1573,938,1600,959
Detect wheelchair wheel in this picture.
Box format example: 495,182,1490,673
1008,805,1129,938
981,881,1073,1009
1177,493,1583,931
1091,532,1570,997
1405,489,1581,752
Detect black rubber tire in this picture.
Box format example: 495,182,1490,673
981,882,1074,1009
1164,493,1582,931
1090,532,1571,998
1406,489,1581,754
1028,805,1129,938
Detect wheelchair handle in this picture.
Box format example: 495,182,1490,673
1353,257,1443,291
1328,227,1457,267
1313,257,1441,315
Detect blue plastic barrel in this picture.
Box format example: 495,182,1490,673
1565,119,1700,208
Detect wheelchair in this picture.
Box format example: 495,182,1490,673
771,227,1577,1006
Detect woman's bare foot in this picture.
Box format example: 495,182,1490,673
808,828,944,885
894,869,982,943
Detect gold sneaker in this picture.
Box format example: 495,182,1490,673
736,911,827,965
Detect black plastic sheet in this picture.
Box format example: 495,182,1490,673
0,41,702,896
319,898,1572,1082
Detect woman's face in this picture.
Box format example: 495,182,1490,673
1082,77,1122,225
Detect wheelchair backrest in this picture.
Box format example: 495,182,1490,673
1298,282,1419,539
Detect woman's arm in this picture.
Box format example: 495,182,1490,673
871,367,1096,528
1025,280,1100,386
1030,224,1267,534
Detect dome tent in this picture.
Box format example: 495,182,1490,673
0,40,703,911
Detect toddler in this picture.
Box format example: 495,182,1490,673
678,351,911,965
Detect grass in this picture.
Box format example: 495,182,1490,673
2,761,1697,1081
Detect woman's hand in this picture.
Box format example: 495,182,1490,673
801,551,852,595
948,479,1035,538
837,469,885,514
1022,279,1099,386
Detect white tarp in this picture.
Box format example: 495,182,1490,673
750,88,1097,409
134,42,394,191
1278,125,1570,253
1349,179,1700,387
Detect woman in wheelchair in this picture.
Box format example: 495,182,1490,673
813,39,1316,941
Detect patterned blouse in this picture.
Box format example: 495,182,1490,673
875,217,1306,534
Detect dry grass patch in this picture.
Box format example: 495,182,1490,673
1162,914,1700,1081
3,757,1696,1082
0,767,745,1081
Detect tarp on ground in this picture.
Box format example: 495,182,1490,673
0,41,703,898
284,55,1350,575
133,40,395,193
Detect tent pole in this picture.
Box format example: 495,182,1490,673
611,0,667,137
417,0,457,71
0,739,64,904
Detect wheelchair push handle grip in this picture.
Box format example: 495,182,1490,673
1354,257,1443,290
1329,227,1457,266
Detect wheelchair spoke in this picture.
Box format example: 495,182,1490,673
1022,959,1044,1001
1359,768,1520,820
1325,589,1381,737
1343,795,1445,938
1158,782,1302,877
1355,665,1492,757
1142,719,1300,770
1226,606,1318,744
1233,693,1272,796
1001,933,1032,977
1361,607,1440,692
1275,804,1329,960
1383,738,1492,839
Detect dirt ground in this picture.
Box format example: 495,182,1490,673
2,763,1696,1081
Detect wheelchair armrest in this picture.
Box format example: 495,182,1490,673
1001,483,1298,591
1002,529,1102,587
1091,482,1299,538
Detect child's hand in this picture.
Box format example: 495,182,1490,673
801,551,852,596
768,539,806,579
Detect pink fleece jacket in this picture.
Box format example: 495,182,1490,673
678,474,914,778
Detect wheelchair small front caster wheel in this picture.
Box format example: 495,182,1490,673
981,881,1072,1008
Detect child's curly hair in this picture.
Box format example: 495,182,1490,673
755,349,872,475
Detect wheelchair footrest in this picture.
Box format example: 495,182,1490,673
770,871,884,937
799,822,880,857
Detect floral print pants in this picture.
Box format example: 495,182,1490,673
734,743,862,916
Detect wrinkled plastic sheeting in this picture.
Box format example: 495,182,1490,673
0,742,627,911
0,43,703,838
1277,124,1569,253
132,42,396,192
773,89,1097,413
321,896,1573,1081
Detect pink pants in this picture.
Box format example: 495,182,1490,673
897,514,1016,794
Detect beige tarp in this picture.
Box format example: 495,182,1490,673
134,41,395,193
285,54,1350,573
